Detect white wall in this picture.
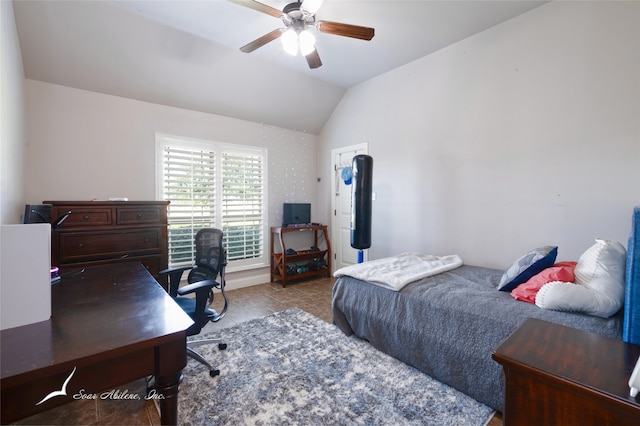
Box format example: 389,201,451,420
25,80,319,288
0,1,26,224
318,1,640,269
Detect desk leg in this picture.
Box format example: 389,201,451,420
156,372,183,425
155,338,188,425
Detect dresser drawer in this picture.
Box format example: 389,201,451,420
117,207,163,225
57,229,162,262
54,207,112,227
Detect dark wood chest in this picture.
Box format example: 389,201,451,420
44,200,169,280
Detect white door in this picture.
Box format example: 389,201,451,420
331,143,368,272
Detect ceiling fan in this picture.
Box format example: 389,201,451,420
228,0,375,69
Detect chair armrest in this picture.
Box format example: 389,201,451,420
160,266,193,275
159,266,194,276
177,279,217,296
160,266,193,297
178,280,219,322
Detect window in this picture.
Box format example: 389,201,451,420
156,134,268,271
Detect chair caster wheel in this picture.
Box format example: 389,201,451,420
210,369,220,377
219,343,227,350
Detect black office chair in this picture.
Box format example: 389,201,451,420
160,228,229,377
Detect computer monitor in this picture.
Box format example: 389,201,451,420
282,203,311,226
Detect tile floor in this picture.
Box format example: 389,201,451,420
13,277,501,425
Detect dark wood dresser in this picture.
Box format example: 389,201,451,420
44,201,169,281
493,318,640,425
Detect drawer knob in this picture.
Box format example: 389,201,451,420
78,243,83,248
83,215,90,220
137,214,142,219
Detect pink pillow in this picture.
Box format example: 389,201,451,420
511,261,577,304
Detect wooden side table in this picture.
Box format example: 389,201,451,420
492,318,640,425
270,225,331,287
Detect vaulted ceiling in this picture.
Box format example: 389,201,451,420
13,0,546,134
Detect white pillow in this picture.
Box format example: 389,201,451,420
536,238,626,318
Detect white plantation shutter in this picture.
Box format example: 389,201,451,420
157,135,267,270
222,152,265,262
161,146,216,267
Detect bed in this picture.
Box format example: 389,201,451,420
332,207,640,412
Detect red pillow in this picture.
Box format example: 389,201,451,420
511,261,577,304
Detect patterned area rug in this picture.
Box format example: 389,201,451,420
178,308,494,425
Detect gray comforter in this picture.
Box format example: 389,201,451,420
331,265,623,411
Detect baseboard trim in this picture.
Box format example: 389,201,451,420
225,271,271,291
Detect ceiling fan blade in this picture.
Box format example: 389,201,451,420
227,0,283,18
316,20,375,41
240,29,284,53
301,0,324,15
305,49,322,69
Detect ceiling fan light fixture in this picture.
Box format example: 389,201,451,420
281,29,299,56
301,0,324,15
229,0,374,69
299,30,316,56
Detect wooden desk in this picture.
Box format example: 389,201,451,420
0,262,193,425
493,318,640,425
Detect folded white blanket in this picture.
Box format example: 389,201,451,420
333,252,463,291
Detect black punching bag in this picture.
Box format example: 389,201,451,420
350,155,373,250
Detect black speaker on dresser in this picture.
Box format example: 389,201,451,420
23,204,52,224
